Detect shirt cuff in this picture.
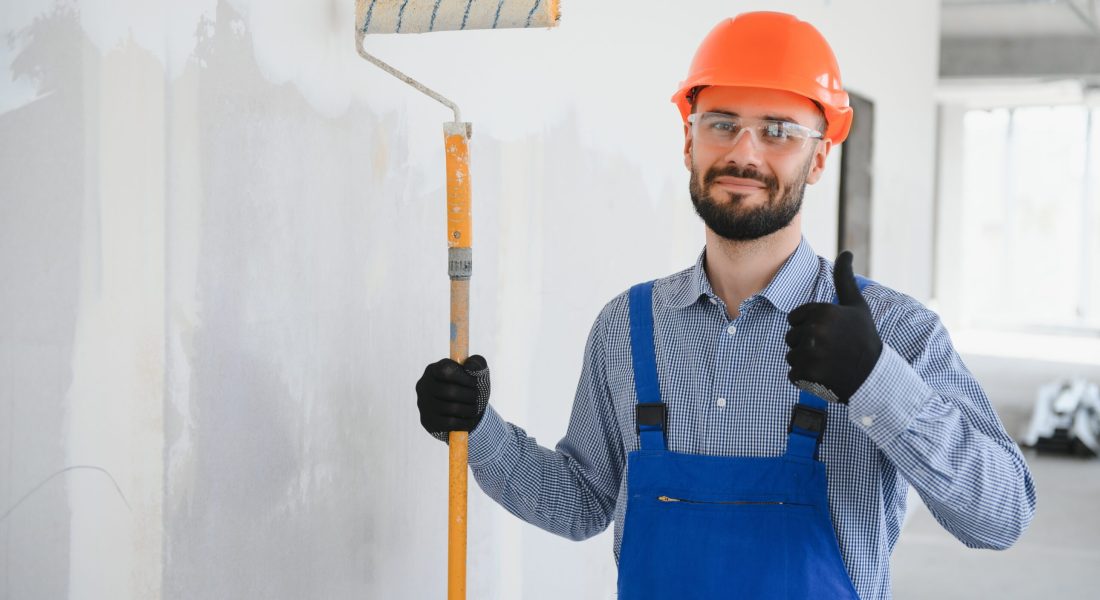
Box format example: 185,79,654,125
847,343,934,447
467,403,509,468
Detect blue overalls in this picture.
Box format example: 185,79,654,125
617,278,870,599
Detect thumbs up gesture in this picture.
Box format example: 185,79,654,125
784,251,882,404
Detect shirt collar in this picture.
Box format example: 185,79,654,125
670,234,820,314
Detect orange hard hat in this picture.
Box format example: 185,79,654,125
671,12,853,145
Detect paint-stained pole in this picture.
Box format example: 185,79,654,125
444,121,472,599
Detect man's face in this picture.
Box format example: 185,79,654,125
684,86,831,241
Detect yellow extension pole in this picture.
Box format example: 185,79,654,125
354,4,559,596
444,121,473,600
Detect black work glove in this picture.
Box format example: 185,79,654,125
415,354,491,443
784,251,882,404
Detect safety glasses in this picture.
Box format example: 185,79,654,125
688,112,823,155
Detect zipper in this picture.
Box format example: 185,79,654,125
656,495,796,506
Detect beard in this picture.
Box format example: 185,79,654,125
688,153,813,242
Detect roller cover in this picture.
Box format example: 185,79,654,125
357,0,560,35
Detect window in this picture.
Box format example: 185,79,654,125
956,105,1100,333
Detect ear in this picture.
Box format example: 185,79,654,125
683,121,693,172
804,138,832,185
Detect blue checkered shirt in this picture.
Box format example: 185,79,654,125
466,235,1037,600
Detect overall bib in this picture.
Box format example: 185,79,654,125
616,279,869,599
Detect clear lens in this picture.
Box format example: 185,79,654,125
689,113,822,154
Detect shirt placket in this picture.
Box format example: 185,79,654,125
705,296,742,454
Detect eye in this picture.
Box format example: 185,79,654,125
708,118,739,133
762,121,791,140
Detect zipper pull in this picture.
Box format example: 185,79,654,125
657,495,680,502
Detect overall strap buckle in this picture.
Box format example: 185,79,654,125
636,403,667,435
636,402,668,452
788,404,827,436
786,400,828,460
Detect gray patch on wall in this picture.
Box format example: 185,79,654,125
0,5,91,599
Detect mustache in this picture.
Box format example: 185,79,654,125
703,165,778,193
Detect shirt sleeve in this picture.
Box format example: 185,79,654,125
847,300,1037,550
464,303,626,542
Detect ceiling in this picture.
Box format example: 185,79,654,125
941,0,1100,37
939,0,1100,93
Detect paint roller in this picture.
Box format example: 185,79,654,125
354,2,560,598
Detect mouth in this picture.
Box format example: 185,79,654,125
712,177,767,194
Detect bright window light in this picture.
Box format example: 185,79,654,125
957,105,1100,333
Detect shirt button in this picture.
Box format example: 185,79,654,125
716,397,727,407
726,325,737,336
708,297,718,305
861,416,875,427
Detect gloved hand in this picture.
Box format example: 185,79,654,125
784,251,882,404
415,354,491,443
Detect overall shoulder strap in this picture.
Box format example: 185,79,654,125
628,281,666,451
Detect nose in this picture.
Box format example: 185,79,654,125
720,127,763,169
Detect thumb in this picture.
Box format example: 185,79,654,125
833,251,868,310
462,354,488,373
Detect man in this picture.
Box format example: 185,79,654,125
415,11,1036,599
